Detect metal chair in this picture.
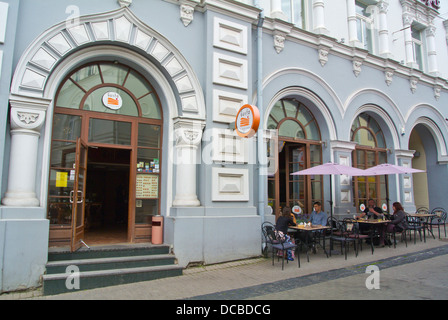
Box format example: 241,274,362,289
407,215,425,243
429,208,447,239
386,225,408,248
261,222,300,270
345,219,374,254
330,220,358,260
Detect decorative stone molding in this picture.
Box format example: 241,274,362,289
175,126,203,148
274,33,285,54
410,77,418,93
211,167,249,202
10,7,205,120
118,0,132,7
434,85,441,100
318,47,329,67
180,3,195,27
353,60,363,77
385,70,394,86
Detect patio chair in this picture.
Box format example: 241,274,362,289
415,207,429,214
329,220,358,260
386,225,408,249
407,215,424,243
429,207,447,239
344,219,374,254
261,222,300,270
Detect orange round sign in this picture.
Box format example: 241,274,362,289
235,104,260,138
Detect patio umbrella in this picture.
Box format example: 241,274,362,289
362,163,425,213
291,162,366,254
362,163,425,175
290,162,366,227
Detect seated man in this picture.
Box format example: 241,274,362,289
309,201,328,226
296,202,327,253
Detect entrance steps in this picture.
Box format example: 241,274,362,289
43,244,182,295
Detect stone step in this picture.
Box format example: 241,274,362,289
45,254,177,274
43,264,183,296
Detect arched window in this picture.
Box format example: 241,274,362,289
267,98,323,217
351,113,388,211
267,98,321,141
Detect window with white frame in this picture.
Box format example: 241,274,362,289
355,1,374,52
282,0,307,29
411,25,424,71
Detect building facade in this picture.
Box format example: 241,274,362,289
0,0,447,292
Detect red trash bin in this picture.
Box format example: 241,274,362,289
151,215,163,244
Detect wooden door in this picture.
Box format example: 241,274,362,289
286,144,306,210
70,138,88,252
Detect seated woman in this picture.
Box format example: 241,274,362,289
275,207,296,261
387,202,408,234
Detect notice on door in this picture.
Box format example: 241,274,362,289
136,174,159,198
56,172,68,188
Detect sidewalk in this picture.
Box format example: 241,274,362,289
2,236,448,300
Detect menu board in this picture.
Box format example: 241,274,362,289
136,174,159,199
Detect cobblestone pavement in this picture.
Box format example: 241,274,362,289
1,237,448,300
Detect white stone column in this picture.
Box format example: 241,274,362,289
2,97,50,207
425,24,438,76
347,0,359,45
403,14,417,68
172,120,203,207
270,0,287,20
313,0,328,34
377,0,391,58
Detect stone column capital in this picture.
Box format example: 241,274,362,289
174,119,205,147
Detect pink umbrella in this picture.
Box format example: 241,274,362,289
290,162,366,177
363,163,425,175
290,162,365,226
291,162,366,253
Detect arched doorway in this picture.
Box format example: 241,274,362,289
47,62,163,249
267,98,323,218
351,113,388,210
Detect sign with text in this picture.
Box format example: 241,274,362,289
235,104,260,138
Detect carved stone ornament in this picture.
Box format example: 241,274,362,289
410,78,418,94
274,34,285,54
353,60,363,77
118,0,132,7
434,86,441,100
180,4,195,27
385,70,394,86
318,48,329,67
17,112,39,125
175,127,203,147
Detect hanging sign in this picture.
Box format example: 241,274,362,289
359,204,366,212
235,104,260,138
102,92,123,110
382,203,388,211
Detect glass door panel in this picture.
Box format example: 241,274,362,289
71,138,88,252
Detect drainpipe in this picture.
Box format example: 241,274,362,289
255,6,265,226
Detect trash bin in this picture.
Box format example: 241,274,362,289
151,215,163,245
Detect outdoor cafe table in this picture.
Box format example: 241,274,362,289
407,213,437,241
288,225,330,261
351,219,389,253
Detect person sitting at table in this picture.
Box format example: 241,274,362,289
357,199,384,220
295,202,327,253
275,207,296,261
276,206,296,234
309,201,328,226
387,202,408,235
356,199,385,236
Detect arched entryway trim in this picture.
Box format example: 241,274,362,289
10,7,205,120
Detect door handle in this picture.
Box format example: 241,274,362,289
77,190,83,204
69,190,74,204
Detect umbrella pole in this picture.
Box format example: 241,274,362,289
329,175,341,255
